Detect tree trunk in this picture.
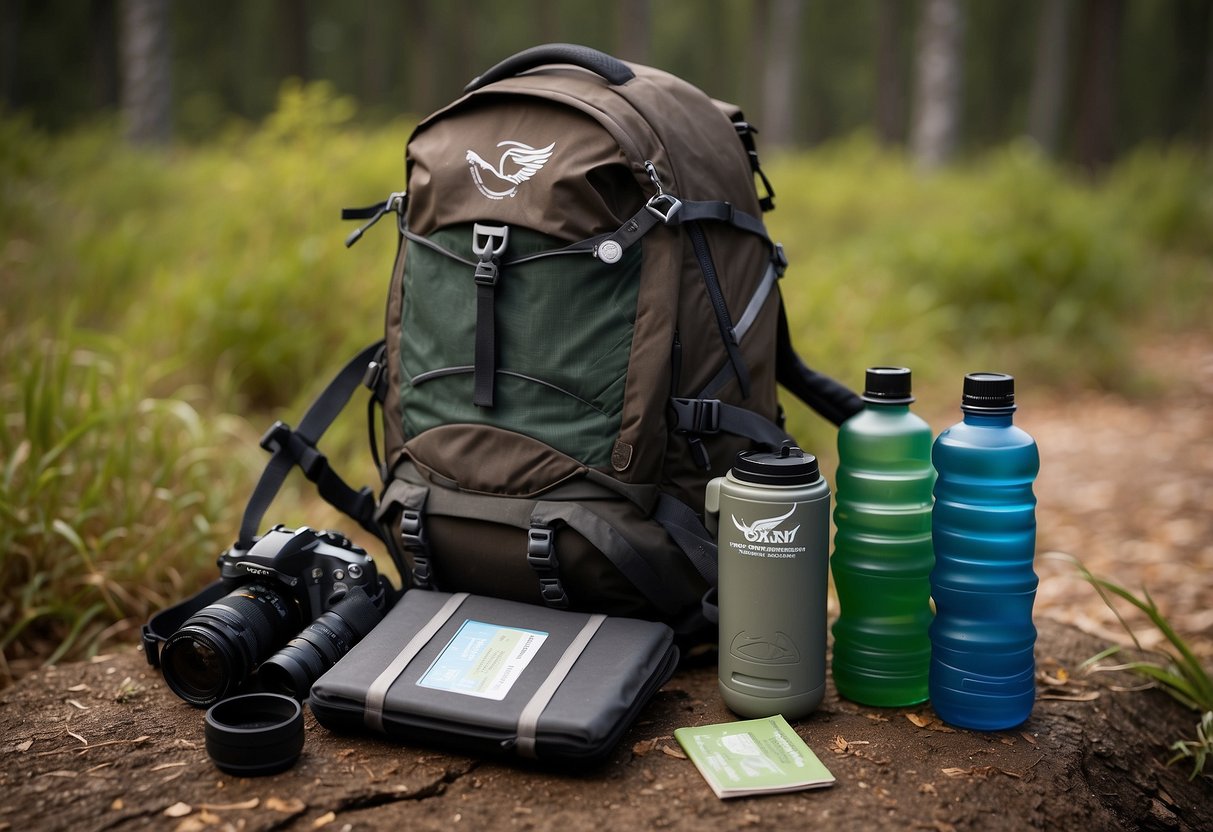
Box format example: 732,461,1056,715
614,0,652,66
911,0,964,170
1073,0,1123,170
277,0,310,82
1027,0,1074,156
762,0,805,149
874,0,907,146
119,0,173,145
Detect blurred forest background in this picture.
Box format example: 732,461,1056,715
1,0,1212,680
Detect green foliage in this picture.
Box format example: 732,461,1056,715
1070,557,1213,779
0,322,255,679
2,87,1212,674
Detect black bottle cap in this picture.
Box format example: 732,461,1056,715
862,366,915,405
731,441,821,486
961,372,1016,413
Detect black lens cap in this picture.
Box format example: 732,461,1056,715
204,692,304,776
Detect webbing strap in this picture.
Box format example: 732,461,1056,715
670,397,791,450
363,592,470,732
672,199,772,243
238,341,386,549
515,613,606,759
652,495,718,586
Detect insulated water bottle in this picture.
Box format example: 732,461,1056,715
706,443,831,720
831,367,935,707
929,372,1040,730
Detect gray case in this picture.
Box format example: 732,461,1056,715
309,590,679,765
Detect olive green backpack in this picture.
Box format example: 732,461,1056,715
246,44,861,641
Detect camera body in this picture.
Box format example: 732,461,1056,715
218,524,381,619
159,525,390,707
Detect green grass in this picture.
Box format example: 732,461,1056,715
2,84,1211,675
1070,557,1213,779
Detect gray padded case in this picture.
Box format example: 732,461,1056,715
309,590,679,765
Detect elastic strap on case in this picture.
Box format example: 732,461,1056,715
363,592,470,732
515,613,607,759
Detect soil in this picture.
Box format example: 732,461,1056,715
1,620,1210,832
2,333,1211,831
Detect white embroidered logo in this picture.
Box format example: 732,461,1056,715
731,504,801,544
465,140,556,200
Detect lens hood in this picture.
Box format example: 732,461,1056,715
204,693,304,776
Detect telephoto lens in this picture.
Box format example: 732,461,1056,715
257,586,385,700
160,582,303,707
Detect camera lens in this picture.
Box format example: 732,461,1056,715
257,586,383,700
161,582,303,707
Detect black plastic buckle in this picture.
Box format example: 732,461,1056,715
527,525,568,608
259,420,292,454
400,509,431,587
671,398,721,435
526,526,556,570
473,260,499,286
772,242,788,276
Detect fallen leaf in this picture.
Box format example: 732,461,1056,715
67,684,89,692
907,713,932,728
67,731,87,745
1038,691,1100,702
111,799,124,811
631,738,658,756
660,745,687,760
1020,732,1037,745
865,713,890,722
151,762,187,772
174,819,207,832
66,699,90,711
313,812,337,828
163,802,192,818
265,796,306,813
15,740,33,752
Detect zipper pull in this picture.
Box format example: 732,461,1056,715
343,191,406,248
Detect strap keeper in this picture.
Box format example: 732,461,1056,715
259,420,292,454
473,260,499,286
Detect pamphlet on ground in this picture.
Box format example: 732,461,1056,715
674,715,836,799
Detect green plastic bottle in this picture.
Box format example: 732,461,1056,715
830,367,935,706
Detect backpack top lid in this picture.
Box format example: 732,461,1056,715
404,45,762,240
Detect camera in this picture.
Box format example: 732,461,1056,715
159,525,390,707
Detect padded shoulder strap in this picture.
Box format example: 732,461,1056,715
775,293,863,426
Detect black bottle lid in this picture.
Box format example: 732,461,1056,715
862,366,915,405
961,372,1017,413
731,441,821,486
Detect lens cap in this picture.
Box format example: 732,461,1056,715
204,692,304,776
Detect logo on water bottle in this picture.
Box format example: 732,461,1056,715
731,504,801,544
730,631,800,665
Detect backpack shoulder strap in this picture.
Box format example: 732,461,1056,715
238,341,388,549
774,294,864,426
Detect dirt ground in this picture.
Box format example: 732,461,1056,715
2,334,1211,831
2,620,1210,832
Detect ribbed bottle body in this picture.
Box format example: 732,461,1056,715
929,412,1039,730
831,405,936,707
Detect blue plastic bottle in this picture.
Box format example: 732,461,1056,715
929,372,1039,730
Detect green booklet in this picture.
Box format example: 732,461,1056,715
674,715,836,799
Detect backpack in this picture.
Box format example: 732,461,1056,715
243,44,862,642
